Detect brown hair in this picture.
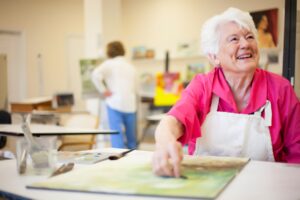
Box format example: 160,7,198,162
106,41,125,58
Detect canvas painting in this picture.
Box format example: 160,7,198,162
57,151,113,164
28,155,249,199
250,8,278,49
154,72,184,106
79,58,103,99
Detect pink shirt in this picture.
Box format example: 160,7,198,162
169,67,300,163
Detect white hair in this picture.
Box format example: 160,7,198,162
200,7,258,56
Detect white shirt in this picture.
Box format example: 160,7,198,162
92,56,137,113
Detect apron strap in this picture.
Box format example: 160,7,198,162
211,95,272,127
254,100,272,127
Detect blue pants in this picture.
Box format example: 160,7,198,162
106,105,137,149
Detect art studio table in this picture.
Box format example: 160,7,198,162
0,124,117,137
0,148,299,200
0,123,118,157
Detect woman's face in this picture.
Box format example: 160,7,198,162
215,22,259,74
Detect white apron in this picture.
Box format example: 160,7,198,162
194,95,274,161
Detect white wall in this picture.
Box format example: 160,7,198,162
0,0,84,99
0,0,289,104
122,0,285,59
102,0,123,45
120,0,286,87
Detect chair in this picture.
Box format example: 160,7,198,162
0,110,11,148
58,114,99,151
0,110,16,159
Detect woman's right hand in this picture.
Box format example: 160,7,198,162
152,115,184,178
103,90,112,97
152,139,183,178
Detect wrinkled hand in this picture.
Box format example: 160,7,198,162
152,140,183,178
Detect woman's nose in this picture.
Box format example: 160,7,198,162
240,37,250,48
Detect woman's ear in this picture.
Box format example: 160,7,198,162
207,54,220,66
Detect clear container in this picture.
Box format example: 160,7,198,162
16,136,57,175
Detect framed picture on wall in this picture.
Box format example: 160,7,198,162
79,58,103,99
250,8,278,49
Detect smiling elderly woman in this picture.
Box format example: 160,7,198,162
152,7,300,178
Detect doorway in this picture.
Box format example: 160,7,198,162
0,54,8,109
0,30,26,105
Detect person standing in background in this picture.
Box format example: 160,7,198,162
92,41,137,149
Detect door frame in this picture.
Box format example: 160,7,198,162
0,30,26,105
282,0,297,84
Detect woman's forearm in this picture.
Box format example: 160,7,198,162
155,115,184,145
152,115,184,177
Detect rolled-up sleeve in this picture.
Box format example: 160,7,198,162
92,64,107,93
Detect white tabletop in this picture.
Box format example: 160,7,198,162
146,113,165,121
0,149,300,200
0,124,117,136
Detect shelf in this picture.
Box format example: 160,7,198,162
132,54,207,63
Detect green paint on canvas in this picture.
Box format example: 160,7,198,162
29,155,249,199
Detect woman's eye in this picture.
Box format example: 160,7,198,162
247,35,255,40
229,37,238,42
